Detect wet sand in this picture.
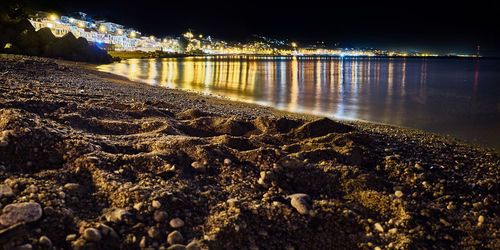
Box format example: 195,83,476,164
0,54,498,249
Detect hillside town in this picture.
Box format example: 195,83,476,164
28,11,472,57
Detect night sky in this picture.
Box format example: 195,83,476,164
17,0,500,55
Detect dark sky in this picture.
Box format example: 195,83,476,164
25,0,500,55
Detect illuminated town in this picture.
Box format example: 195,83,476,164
28,11,475,57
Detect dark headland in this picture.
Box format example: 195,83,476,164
0,54,499,249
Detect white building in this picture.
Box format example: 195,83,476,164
28,11,181,52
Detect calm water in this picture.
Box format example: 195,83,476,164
98,56,500,150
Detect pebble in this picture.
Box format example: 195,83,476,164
152,200,161,208
139,236,147,248
39,235,52,247
66,234,77,241
227,198,239,207
223,158,232,165
168,244,186,250
154,210,168,222
288,193,311,215
167,230,184,245
0,202,42,226
394,190,403,198
83,228,102,242
15,244,32,250
0,184,14,198
148,226,160,239
133,202,144,211
414,163,424,170
478,215,485,225
374,223,384,232
191,161,206,172
105,208,131,223
99,224,119,238
170,218,185,228
186,239,201,250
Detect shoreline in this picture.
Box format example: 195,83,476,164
97,57,499,153
106,51,500,60
0,54,498,249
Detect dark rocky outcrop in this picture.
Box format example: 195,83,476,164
1,19,112,63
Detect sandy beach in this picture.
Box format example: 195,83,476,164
0,54,498,249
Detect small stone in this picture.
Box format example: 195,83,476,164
288,193,311,215
440,218,451,227
0,202,42,226
148,226,160,239
374,223,384,232
223,158,232,165
39,236,52,247
154,210,168,222
168,244,186,250
0,184,14,198
414,163,424,170
478,215,485,224
139,236,147,248
105,208,131,223
98,224,119,238
394,191,403,198
191,161,206,172
186,239,200,250
167,230,183,245
71,239,86,249
227,198,239,207
152,200,161,208
83,228,102,242
15,244,32,250
133,202,143,211
388,228,398,234
66,234,77,241
170,218,185,228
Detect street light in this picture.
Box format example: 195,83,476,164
99,25,106,33
50,14,58,21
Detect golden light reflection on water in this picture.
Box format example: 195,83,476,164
105,56,500,150
110,56,408,121
97,56,500,150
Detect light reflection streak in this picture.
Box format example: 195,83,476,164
97,56,452,126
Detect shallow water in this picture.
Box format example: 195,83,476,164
98,56,500,150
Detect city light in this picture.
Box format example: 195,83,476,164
184,32,194,39
27,11,475,57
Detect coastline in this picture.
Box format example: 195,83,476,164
0,54,498,249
